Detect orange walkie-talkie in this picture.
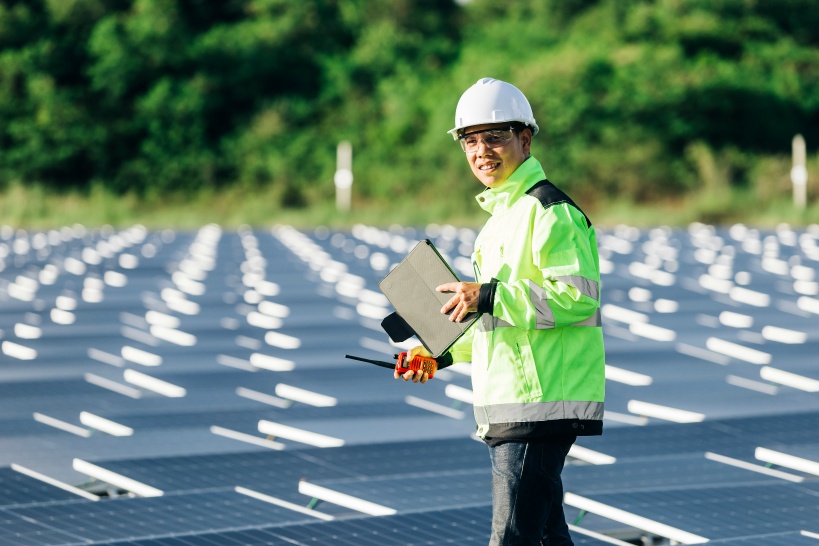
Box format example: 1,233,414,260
345,352,438,378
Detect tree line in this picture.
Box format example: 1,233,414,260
1,0,818,215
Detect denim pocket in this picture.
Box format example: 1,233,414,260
538,441,572,480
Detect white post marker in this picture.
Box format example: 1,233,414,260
334,140,353,212
792,134,808,210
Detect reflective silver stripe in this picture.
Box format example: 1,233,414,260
474,400,604,425
477,313,512,333
570,308,602,327
556,275,599,301
527,280,555,329
478,308,601,331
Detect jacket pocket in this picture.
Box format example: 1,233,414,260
514,333,543,401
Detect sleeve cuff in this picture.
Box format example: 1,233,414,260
435,352,454,369
477,278,498,315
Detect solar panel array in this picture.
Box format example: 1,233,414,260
1,222,818,544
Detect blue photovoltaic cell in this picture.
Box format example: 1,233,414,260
0,509,89,546
272,507,491,546
99,450,340,492
562,453,789,495
576,417,769,460
580,482,819,541
291,436,489,477
103,399,439,430
576,410,819,462
0,380,130,423
705,532,819,545
305,468,491,511
85,505,620,546
6,490,313,543
780,443,819,462
714,411,819,447
0,469,80,508
100,437,489,495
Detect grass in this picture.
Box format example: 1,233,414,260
1,182,818,231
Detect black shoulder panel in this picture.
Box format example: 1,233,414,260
526,179,591,227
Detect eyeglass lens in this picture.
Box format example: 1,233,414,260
460,128,513,153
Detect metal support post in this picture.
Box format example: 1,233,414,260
334,141,353,212
791,134,808,210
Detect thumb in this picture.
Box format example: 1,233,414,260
408,346,432,359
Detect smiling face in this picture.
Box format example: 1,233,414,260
462,123,532,188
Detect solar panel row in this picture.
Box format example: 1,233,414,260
1,223,818,544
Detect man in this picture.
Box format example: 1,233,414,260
396,77,605,546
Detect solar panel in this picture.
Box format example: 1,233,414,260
89,401,438,430
125,451,345,490
0,510,88,546
0,468,82,508
98,437,487,496
702,532,819,545
577,411,819,473
562,453,791,495
0,416,59,438
290,437,488,478
276,506,493,546
6,490,310,543
4,226,819,545
79,504,621,546
715,411,819,446
575,420,756,459
574,482,819,541
303,468,491,513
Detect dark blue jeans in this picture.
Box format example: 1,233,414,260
488,438,575,546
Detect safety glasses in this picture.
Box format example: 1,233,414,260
458,127,516,154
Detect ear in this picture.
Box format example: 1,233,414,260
519,128,533,155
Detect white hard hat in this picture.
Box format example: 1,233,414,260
448,77,539,139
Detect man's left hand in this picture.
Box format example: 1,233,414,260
436,282,481,322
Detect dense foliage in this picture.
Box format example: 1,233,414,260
1,0,818,216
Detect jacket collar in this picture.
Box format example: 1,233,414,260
474,156,547,214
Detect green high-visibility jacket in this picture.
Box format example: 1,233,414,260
448,156,605,445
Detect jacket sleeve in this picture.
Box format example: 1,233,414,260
445,319,476,364
489,203,600,329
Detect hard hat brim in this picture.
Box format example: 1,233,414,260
447,123,539,140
